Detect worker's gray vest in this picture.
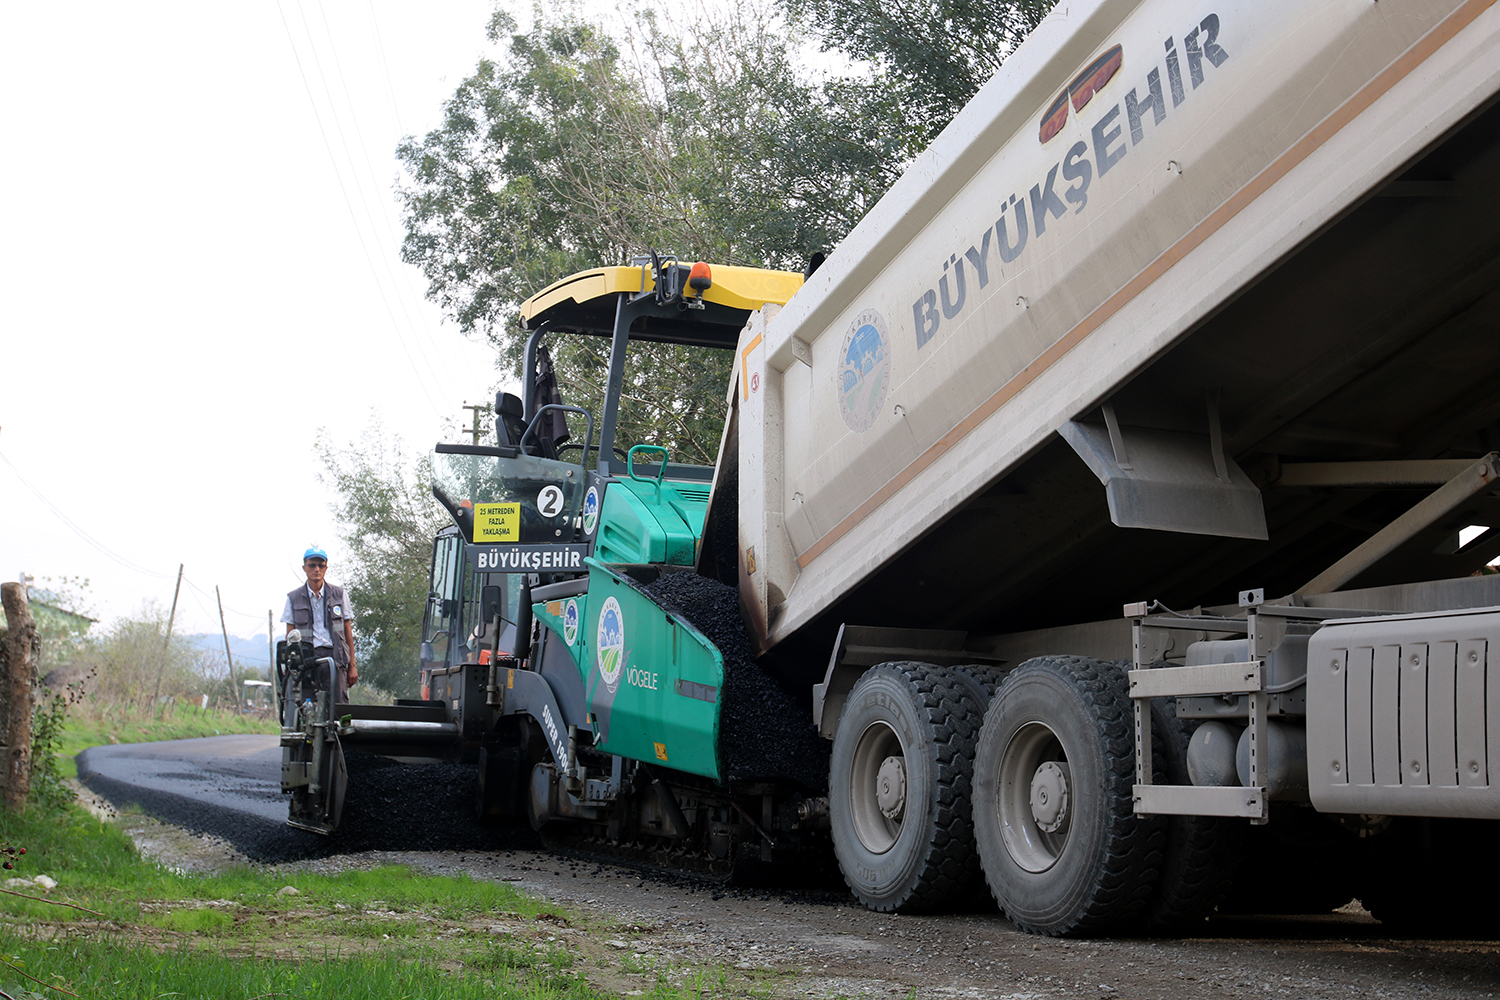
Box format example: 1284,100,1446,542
285,584,350,669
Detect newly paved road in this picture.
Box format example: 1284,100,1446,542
77,735,532,861
79,735,284,821
76,735,308,856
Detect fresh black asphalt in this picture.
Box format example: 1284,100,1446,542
77,737,534,863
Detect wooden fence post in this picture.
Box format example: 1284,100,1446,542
1,582,37,811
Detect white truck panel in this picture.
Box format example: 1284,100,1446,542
735,0,1500,650
1308,606,1500,818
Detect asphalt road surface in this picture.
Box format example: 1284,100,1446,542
78,737,1500,999
77,735,536,862
79,734,285,824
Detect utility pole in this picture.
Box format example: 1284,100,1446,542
217,586,238,713
461,401,489,445
152,563,184,708
268,610,277,720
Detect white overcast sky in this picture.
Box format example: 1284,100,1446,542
1,1,518,639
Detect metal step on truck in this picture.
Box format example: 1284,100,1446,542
278,0,1500,936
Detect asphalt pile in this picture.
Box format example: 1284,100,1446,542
700,464,739,583
642,572,830,791
332,752,540,856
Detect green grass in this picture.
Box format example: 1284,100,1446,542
0,935,602,1000
10,700,755,998
148,906,236,934
472,941,578,973
0,802,746,1000
0,806,557,926
268,862,557,919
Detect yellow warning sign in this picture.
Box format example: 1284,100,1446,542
653,742,669,762
473,502,520,543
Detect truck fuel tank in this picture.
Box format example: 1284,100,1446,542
1178,634,1309,718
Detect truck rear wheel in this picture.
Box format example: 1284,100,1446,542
947,663,1008,705
973,655,1160,936
829,662,982,912
1141,696,1243,933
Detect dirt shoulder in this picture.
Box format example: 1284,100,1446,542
93,790,1500,1000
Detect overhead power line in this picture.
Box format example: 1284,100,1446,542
182,575,268,623
366,0,407,138
1,449,282,625
318,1,462,381
0,450,174,580
274,0,449,417
300,1,453,389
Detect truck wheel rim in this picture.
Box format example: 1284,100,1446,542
998,721,1070,873
850,720,906,854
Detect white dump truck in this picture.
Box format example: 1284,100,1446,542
285,0,1500,937
724,0,1500,934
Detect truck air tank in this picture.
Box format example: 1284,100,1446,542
1236,720,1308,799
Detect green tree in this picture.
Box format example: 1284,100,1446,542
317,423,449,698
91,602,213,710
396,2,900,462
783,0,1051,150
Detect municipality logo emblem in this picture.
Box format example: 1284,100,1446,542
582,486,600,535
596,596,624,691
838,310,890,433
563,599,579,646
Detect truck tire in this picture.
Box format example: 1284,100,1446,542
1140,695,1243,933
947,663,1008,706
829,662,983,913
973,655,1161,936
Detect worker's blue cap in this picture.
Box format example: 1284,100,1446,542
303,546,328,562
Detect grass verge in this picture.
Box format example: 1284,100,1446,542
0,802,739,1000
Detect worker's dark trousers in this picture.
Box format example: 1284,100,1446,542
313,646,350,704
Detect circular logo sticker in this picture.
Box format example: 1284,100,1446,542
563,598,579,646
838,310,891,433
582,486,600,535
538,484,565,518
596,596,624,691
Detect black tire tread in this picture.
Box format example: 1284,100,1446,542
977,654,1164,937
1140,694,1244,933
947,663,1009,704
835,661,984,913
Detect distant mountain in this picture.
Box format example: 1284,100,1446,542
182,632,275,671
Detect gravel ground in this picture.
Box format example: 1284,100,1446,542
76,769,1500,1000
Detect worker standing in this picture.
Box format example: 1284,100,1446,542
281,546,358,703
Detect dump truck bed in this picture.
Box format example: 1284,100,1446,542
735,0,1500,658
